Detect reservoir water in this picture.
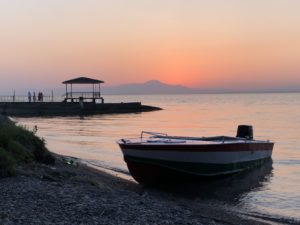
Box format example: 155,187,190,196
16,93,300,222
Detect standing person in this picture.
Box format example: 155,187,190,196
33,92,36,102
28,91,31,103
41,92,44,102
38,92,41,101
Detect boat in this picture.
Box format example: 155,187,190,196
117,125,274,184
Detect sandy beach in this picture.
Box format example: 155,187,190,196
0,153,292,225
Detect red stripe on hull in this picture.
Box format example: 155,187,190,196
119,142,274,152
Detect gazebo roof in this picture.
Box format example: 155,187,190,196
62,77,104,84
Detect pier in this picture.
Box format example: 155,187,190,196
0,77,161,117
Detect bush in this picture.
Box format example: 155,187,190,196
0,117,55,177
7,140,33,163
0,147,15,177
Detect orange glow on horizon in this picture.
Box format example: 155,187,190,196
0,1,300,91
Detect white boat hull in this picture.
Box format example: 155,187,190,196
117,135,274,184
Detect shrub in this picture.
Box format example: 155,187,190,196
0,117,55,177
6,140,33,163
0,147,15,177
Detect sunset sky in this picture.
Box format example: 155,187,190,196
0,0,299,92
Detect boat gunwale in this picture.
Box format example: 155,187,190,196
117,140,274,145
118,141,274,152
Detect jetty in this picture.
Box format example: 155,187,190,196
0,77,161,117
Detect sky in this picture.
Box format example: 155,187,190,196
0,0,300,93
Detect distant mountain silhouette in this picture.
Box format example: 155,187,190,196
102,80,204,95
101,80,300,95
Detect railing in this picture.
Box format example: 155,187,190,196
0,95,63,103
64,92,101,99
0,92,103,103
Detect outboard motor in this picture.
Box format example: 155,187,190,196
236,125,253,140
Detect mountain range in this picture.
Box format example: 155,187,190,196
102,80,300,95
102,80,207,95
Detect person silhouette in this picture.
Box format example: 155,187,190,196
33,92,36,102
28,91,31,103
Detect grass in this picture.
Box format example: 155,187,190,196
0,116,55,177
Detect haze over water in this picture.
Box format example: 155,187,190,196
16,93,300,221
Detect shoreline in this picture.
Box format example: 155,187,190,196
1,153,297,225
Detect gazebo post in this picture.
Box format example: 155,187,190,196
92,84,94,98
65,84,68,100
92,84,95,103
99,84,101,98
71,84,73,102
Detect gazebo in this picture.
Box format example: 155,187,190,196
62,77,104,103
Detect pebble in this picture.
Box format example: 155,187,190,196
0,163,220,225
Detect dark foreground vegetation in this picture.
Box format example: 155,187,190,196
0,116,54,177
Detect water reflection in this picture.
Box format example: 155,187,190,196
16,93,300,220
152,159,273,204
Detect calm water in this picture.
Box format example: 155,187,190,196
16,93,300,221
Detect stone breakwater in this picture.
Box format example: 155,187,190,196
0,155,280,225
0,102,161,117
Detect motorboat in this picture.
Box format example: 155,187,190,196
117,125,274,184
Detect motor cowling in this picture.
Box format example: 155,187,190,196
236,125,253,140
